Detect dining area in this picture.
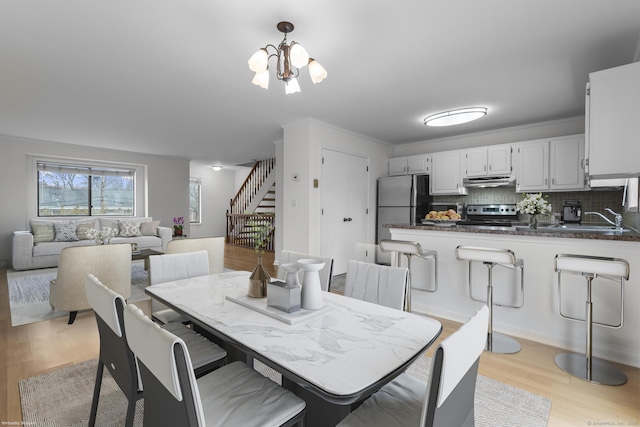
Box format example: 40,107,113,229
79,236,497,427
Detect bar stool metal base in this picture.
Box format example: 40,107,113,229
555,353,627,385
486,332,521,354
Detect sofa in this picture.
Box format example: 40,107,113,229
12,217,172,270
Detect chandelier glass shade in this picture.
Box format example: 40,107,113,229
424,107,488,127
248,22,327,94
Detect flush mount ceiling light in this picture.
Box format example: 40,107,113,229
211,166,223,171
424,107,488,127
248,21,327,94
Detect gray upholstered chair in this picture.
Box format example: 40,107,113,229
86,274,227,427
165,237,225,274
50,244,131,324
123,304,306,427
148,250,210,324
343,259,409,311
337,305,489,427
277,250,334,292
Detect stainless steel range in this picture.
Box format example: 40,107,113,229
457,204,519,227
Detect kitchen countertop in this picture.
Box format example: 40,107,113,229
383,222,640,242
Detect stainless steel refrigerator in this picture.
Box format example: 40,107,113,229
376,175,432,264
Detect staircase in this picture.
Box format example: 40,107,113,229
227,159,276,250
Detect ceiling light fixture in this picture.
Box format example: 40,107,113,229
248,21,327,94
424,107,488,127
211,166,223,171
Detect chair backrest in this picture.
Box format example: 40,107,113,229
277,250,334,291
148,250,210,286
421,305,489,427
165,237,225,274
344,260,408,310
124,304,204,427
85,274,142,394
50,244,132,312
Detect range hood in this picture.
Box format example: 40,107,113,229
463,176,516,188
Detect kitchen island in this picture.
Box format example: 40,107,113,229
384,223,639,368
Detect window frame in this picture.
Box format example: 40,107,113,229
29,156,146,219
189,177,202,224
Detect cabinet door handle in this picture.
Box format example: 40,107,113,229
484,165,487,171
488,165,491,171
545,178,548,186
552,178,556,185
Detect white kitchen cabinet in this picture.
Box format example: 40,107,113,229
389,155,430,175
465,145,512,177
430,151,467,195
516,135,587,192
388,157,408,176
586,61,640,178
407,154,430,175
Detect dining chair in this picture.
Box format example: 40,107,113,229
343,259,409,310
148,250,210,324
86,274,227,427
165,237,225,275
123,304,306,427
50,243,131,324
277,250,334,291
337,305,489,427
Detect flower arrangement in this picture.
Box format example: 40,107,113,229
516,193,552,216
173,216,184,234
86,227,118,245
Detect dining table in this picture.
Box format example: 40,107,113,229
145,270,442,427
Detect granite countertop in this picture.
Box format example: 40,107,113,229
383,222,640,242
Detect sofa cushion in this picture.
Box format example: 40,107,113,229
140,220,161,236
119,220,142,237
53,222,79,242
33,240,95,257
31,223,55,243
75,222,96,240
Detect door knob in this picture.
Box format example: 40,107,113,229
343,217,353,222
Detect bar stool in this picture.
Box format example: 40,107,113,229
554,254,629,385
455,245,524,354
379,239,438,313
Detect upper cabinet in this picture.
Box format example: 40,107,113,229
389,154,430,176
464,145,512,177
430,151,467,195
516,135,588,192
586,62,640,179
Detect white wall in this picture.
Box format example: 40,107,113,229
394,116,585,156
0,134,190,267
189,163,237,238
279,119,393,262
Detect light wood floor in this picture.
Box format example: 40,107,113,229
1,245,638,425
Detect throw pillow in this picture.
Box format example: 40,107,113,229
31,223,55,243
53,222,79,242
119,220,142,237
76,223,96,240
140,220,161,236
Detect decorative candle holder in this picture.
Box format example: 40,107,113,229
297,259,326,310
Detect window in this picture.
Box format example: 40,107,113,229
37,162,135,216
190,178,201,224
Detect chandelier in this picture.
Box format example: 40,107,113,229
248,21,327,94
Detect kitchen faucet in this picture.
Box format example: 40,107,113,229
584,208,623,230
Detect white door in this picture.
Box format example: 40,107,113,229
321,149,369,275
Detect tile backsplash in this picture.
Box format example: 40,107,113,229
434,188,638,228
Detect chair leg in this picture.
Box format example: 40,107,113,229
125,399,137,427
88,360,104,427
68,311,78,324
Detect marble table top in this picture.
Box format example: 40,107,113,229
145,271,442,401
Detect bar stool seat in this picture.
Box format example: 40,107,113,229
455,245,524,354
379,239,438,313
554,254,629,385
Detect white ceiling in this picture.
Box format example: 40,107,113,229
1,1,639,168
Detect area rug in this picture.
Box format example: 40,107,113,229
7,262,149,327
20,356,550,427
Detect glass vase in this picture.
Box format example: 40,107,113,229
248,254,270,298
529,214,538,229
